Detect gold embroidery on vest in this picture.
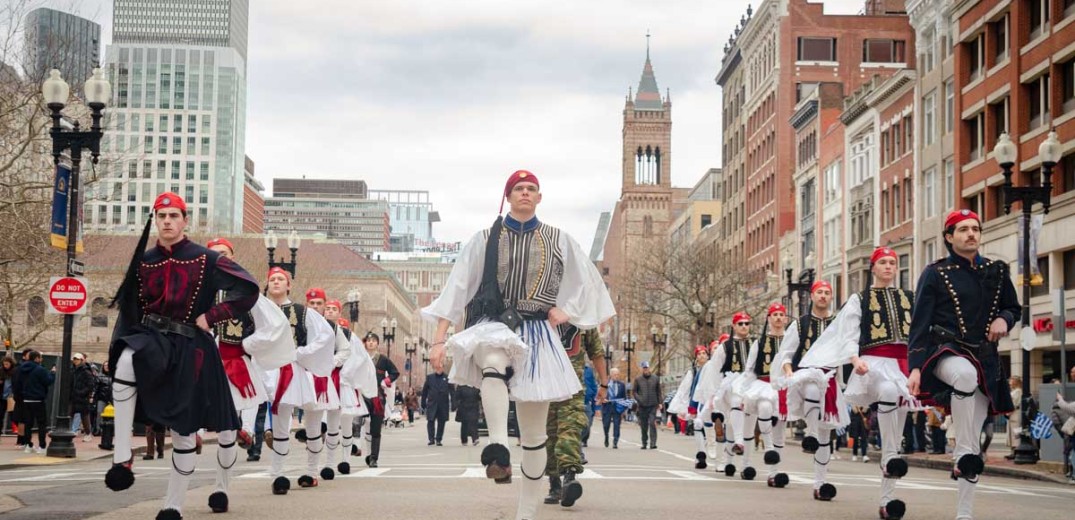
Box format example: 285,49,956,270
871,308,888,339
869,290,881,311
226,320,243,338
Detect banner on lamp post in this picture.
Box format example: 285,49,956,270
1016,214,1043,284
50,164,83,253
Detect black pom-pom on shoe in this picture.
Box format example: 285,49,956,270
880,499,906,520
768,473,789,488
764,450,781,465
695,451,708,469
954,454,984,480
295,430,308,443
885,458,908,479
741,466,756,480
801,436,819,454
272,476,290,495
105,461,135,491
320,467,335,481
155,509,182,520
723,464,737,477
337,462,351,475
297,475,318,488
813,483,837,501
481,443,513,483
208,491,228,513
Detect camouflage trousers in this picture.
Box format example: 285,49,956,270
546,390,586,475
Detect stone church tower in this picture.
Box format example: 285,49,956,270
600,40,681,353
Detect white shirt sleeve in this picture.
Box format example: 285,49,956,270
556,232,616,329
296,308,336,377
242,295,296,371
333,327,352,368
421,230,487,327
800,293,862,369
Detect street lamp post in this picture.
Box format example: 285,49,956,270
785,253,816,317
381,317,397,363
405,337,417,388
603,343,614,378
345,288,362,327
42,69,110,458
264,229,301,279
422,348,430,379
650,324,667,379
621,332,637,381
993,131,1061,465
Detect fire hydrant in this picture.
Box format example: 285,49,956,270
99,403,115,450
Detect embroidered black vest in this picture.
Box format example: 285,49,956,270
791,314,835,370
281,303,308,347
857,287,913,352
214,292,254,345
719,338,748,373
753,334,782,377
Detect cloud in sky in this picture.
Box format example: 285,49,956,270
44,0,869,245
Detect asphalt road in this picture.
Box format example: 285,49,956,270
0,418,1071,519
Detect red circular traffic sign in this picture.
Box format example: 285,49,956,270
49,277,88,314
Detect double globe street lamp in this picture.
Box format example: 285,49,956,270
264,229,300,278
992,130,1062,465
42,68,111,458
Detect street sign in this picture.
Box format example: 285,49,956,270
47,276,88,315
68,259,84,276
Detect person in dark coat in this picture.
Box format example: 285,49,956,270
422,368,453,445
14,351,54,452
455,385,482,446
70,353,96,440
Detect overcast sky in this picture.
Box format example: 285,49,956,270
42,0,867,247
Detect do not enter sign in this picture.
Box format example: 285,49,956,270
48,276,88,315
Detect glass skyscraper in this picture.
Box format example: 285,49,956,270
23,8,101,88
90,0,248,234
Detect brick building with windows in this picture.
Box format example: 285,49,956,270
719,0,914,303
952,0,1075,386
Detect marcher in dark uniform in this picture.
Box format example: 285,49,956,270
106,192,258,520
908,209,1019,520
422,368,453,445
362,332,399,467
455,385,482,445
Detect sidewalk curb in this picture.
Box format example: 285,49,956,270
0,437,221,471
783,439,1069,485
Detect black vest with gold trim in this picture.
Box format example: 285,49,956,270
281,303,308,347
214,292,254,345
791,314,835,370
857,287,913,352
719,338,748,373
753,334,782,378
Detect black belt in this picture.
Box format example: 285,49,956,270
142,313,198,338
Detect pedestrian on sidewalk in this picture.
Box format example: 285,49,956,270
631,361,661,450
602,368,626,448
14,350,53,453
582,364,597,447
1005,376,1022,460
850,406,871,462
455,385,481,446
404,388,419,425
421,367,452,446
926,407,947,454
71,352,96,442
9,349,32,446
93,361,112,436
144,422,165,460
1,355,15,437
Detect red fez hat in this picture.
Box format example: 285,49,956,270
500,170,540,213
305,288,327,301
153,191,187,214
710,333,730,351
944,208,980,230
206,237,234,253
325,299,342,310
731,311,751,325
870,247,897,265
337,318,350,328
694,345,709,357
267,266,291,282
767,302,787,316
810,280,832,294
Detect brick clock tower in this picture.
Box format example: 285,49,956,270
601,39,677,354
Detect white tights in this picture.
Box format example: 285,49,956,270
935,356,988,520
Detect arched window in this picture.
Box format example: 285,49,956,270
91,297,109,328
27,297,46,326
